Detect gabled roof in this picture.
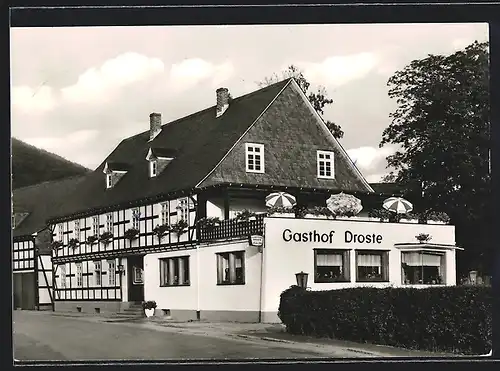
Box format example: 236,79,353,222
369,182,405,197
12,175,87,238
49,79,292,221
148,147,177,159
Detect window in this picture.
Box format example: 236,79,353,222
58,223,64,241
94,261,102,286
356,251,389,282
160,256,190,286
317,150,335,179
161,202,169,226
217,251,245,285
178,198,189,222
108,260,116,286
133,266,143,284
74,219,80,237
150,160,158,177
314,249,350,282
12,214,15,229
106,213,113,233
92,216,99,236
402,251,446,285
245,143,265,173
106,174,113,188
76,263,83,287
132,208,140,230
60,265,66,288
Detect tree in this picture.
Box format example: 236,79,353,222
258,65,344,138
380,41,491,274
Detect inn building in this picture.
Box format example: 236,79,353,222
44,78,459,322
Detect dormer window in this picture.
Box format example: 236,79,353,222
317,150,335,179
245,143,265,173
106,174,113,188
150,160,158,177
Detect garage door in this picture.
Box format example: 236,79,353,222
13,272,36,310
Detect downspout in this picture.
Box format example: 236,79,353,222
196,243,200,320
258,219,266,323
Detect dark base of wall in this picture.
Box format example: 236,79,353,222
54,301,127,314
153,309,269,323
37,303,53,311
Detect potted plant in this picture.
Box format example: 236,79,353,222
68,238,79,250
305,206,335,219
196,217,221,230
415,233,432,243
50,240,63,250
99,231,113,245
124,228,140,242
170,219,188,241
142,300,157,318
235,210,257,222
267,206,295,218
86,235,99,245
152,224,170,242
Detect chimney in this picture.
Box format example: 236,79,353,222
149,112,162,141
216,88,229,118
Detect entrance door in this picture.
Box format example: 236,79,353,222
127,255,144,302
13,272,36,310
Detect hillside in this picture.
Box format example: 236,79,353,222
11,138,91,189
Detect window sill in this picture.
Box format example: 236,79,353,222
160,284,191,287
317,175,335,180
246,170,265,174
315,279,351,283
356,279,389,283
217,282,246,286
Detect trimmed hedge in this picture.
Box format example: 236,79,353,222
278,285,492,355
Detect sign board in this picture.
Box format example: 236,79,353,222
249,235,264,247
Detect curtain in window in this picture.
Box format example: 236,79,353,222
358,254,382,267
402,252,422,266
422,253,441,266
317,253,342,266
234,255,242,269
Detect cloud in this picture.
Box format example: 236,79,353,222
24,129,100,154
347,146,395,171
297,53,379,87
11,85,57,112
169,58,234,91
364,173,389,183
61,52,164,104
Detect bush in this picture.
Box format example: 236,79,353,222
278,286,492,355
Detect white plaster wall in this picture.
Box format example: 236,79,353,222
144,240,262,313
37,255,53,305
198,241,262,312
144,249,198,310
261,217,456,315
119,257,128,302
205,197,266,219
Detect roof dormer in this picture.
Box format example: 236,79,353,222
103,161,129,189
145,147,176,178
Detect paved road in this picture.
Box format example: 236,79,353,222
13,311,338,361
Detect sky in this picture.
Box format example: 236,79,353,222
10,23,488,183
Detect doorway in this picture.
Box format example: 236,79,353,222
13,272,36,310
127,255,144,302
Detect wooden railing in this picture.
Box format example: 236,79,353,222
199,214,265,242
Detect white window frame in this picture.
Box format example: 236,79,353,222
150,160,158,177
106,213,113,233
60,265,66,288
401,250,446,285
355,250,389,282
245,143,265,173
132,208,140,230
94,261,102,286
12,214,16,229
217,251,245,285
178,198,189,222
161,202,169,226
58,223,64,241
314,249,351,283
74,219,80,237
108,260,116,286
106,173,113,188
159,256,190,286
76,263,83,287
92,216,99,236
317,150,335,179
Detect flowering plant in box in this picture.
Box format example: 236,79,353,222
170,220,188,237
415,233,432,243
124,228,139,241
142,300,157,310
196,217,221,230
50,240,63,250
235,210,257,222
86,235,99,245
267,206,294,216
153,224,170,241
99,231,113,245
68,238,79,249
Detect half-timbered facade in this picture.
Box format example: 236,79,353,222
46,78,457,319
12,176,86,310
